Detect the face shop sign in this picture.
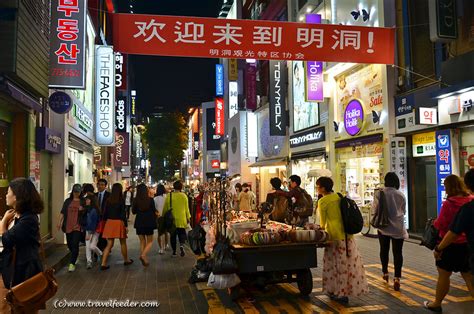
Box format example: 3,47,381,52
95,45,115,146
289,126,325,148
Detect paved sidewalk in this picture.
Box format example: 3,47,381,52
43,230,474,313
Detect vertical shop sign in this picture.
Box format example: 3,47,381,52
229,81,238,119
94,146,102,168
269,60,287,136
115,53,127,91
95,45,115,146
216,64,224,96
228,59,238,81
435,129,452,213
429,0,457,42
206,108,220,151
114,132,130,167
245,63,257,110
215,97,224,136
305,14,323,102
130,90,136,119
115,95,127,132
390,137,409,229
49,0,87,88
193,133,199,160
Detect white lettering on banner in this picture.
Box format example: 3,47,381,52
332,30,362,50
253,26,282,47
116,99,125,130
74,104,93,129
115,134,124,162
115,53,123,87
47,135,62,148
213,23,243,45
274,62,282,131
95,46,115,146
134,20,166,43
174,21,205,43
289,131,323,145
297,28,324,48
309,63,321,92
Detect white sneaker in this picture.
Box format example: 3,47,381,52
68,263,76,272
159,249,164,255
86,261,93,269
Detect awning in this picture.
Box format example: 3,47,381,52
249,158,287,168
0,78,42,112
308,169,332,178
430,80,474,99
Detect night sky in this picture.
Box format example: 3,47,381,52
118,0,223,114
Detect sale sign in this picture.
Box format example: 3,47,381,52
113,14,395,64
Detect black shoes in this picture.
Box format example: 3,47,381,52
124,259,134,266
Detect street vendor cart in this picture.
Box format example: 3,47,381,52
229,241,325,299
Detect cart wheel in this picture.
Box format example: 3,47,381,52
296,269,313,295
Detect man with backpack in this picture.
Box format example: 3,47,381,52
265,177,289,222
274,175,313,227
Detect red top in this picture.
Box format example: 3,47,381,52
434,195,473,244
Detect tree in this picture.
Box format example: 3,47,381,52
144,112,188,181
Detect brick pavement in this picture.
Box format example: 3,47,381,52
43,229,474,313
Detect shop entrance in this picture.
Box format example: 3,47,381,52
411,157,437,234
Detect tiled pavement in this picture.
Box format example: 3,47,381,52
43,227,474,313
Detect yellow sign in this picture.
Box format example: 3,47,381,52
228,59,238,81
412,131,436,145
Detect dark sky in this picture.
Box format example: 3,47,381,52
118,0,224,114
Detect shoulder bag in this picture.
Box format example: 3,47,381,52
6,231,58,312
420,218,439,250
370,189,389,229
163,192,175,231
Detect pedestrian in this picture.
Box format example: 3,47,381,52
57,184,85,272
84,194,102,269
162,180,191,257
238,183,253,212
424,174,474,312
96,179,110,252
371,172,408,291
274,175,313,226
234,183,242,210
316,176,368,303
82,183,95,196
265,177,288,222
124,186,134,221
154,184,169,254
100,183,133,270
0,178,45,313
133,183,158,267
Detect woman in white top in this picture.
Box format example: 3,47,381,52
154,184,168,254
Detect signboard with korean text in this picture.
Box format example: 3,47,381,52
49,91,73,114
115,53,127,91
269,60,287,136
419,107,437,125
130,90,136,119
412,131,436,157
215,97,224,136
113,132,130,167
35,127,62,154
94,146,102,168
216,64,224,96
245,63,257,110
293,61,319,132
68,96,93,141
95,45,115,146
390,137,409,229
113,14,395,64
49,0,87,89
435,129,452,213
228,59,238,81
229,81,238,119
206,107,220,151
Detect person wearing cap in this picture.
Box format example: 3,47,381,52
57,183,86,272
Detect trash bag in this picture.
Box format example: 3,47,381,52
188,225,206,255
196,257,213,272
212,236,238,275
207,273,241,289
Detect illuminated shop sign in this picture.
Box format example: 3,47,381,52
344,99,364,136
289,126,325,148
95,45,115,146
269,60,287,136
216,64,224,96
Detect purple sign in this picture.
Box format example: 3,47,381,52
35,127,62,154
306,61,323,101
245,63,257,110
305,14,323,102
113,132,130,167
344,99,364,136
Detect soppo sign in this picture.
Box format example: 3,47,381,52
113,14,395,64
95,46,115,146
344,99,364,136
269,60,287,136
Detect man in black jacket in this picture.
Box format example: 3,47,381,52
95,179,110,251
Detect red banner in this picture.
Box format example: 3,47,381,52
113,14,395,64
215,97,224,136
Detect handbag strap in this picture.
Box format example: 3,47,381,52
9,227,46,289
170,192,173,210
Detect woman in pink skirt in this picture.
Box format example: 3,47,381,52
316,176,368,303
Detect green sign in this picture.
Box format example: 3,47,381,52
435,0,457,40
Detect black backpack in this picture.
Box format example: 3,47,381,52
337,193,363,234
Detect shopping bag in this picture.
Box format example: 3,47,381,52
212,237,238,275
207,273,241,289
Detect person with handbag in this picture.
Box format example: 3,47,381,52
154,184,169,254
100,183,133,270
370,172,408,291
133,184,158,267
57,184,85,272
162,181,191,258
1,178,57,313
316,176,368,303
424,174,474,312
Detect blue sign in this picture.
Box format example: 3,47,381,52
435,129,452,213
394,94,414,117
49,91,73,114
216,64,224,96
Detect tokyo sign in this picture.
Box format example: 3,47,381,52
113,14,395,64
